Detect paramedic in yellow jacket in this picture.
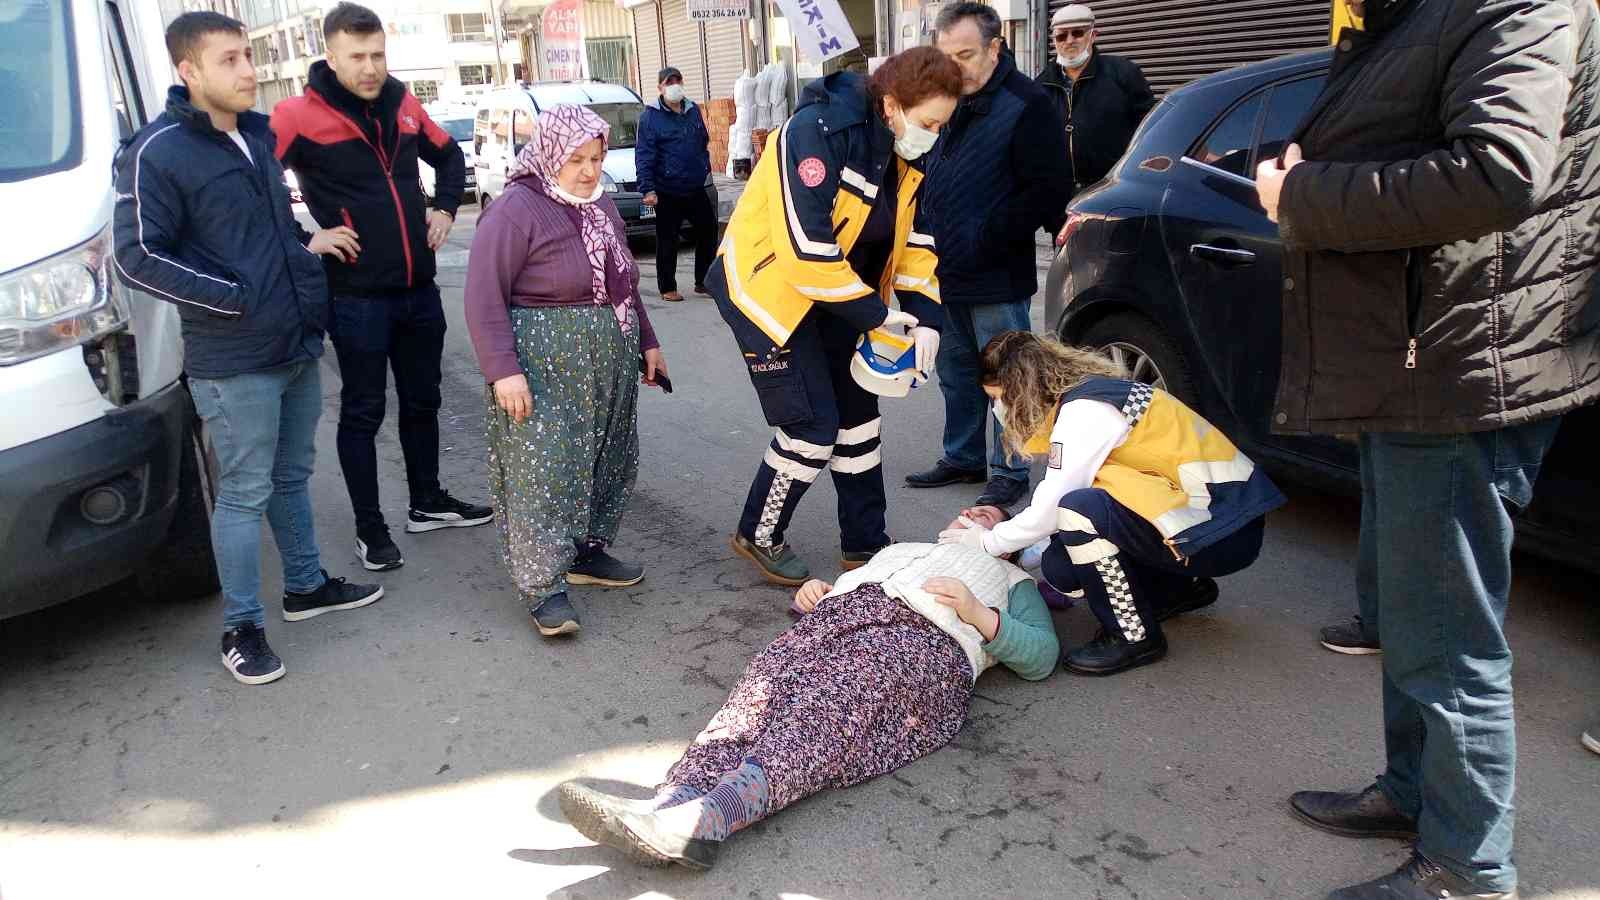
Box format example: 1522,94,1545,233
706,48,963,586
943,332,1288,676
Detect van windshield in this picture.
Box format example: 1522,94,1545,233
587,103,642,148
0,0,81,182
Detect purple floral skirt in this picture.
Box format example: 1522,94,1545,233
663,584,974,810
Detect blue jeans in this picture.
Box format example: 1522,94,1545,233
190,361,328,628
1358,419,1561,893
935,300,1032,481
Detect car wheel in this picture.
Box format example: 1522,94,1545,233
136,397,221,601
1079,312,1198,407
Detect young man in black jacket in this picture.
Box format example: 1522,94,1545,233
273,3,490,572
113,12,381,686
1256,0,1600,897
908,4,1072,510
1034,3,1154,198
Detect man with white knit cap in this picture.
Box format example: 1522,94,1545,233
1035,3,1154,198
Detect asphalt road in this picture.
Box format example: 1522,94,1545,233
2,207,1597,900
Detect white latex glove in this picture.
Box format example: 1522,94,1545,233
881,309,919,331
938,516,992,553
912,326,939,377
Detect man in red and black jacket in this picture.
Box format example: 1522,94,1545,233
273,2,490,571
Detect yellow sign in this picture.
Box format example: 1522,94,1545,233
1331,2,1363,41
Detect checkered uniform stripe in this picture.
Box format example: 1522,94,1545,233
1094,556,1146,642
754,473,794,548
1120,382,1155,427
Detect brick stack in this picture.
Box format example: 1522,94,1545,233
704,98,737,174
751,128,772,170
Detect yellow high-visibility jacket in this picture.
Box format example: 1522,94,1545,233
710,72,942,349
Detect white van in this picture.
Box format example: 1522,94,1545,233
473,81,660,236
0,0,218,617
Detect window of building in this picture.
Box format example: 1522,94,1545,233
251,35,273,67
459,64,492,86
304,19,322,56
448,12,489,42
274,29,290,63
586,38,631,85
410,80,440,103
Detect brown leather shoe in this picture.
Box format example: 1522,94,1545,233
662,290,684,302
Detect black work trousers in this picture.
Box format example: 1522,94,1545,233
653,188,717,294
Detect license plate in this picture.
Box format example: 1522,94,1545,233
639,205,655,219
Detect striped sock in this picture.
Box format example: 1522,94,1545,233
652,759,772,842
652,783,705,809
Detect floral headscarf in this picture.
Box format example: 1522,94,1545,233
509,104,635,335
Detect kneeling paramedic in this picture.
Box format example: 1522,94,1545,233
943,332,1286,675
706,48,963,587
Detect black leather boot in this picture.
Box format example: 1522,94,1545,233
1289,782,1418,839
1063,629,1168,675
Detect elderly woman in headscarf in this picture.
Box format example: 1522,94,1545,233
465,104,668,639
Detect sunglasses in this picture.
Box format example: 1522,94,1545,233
1053,27,1091,40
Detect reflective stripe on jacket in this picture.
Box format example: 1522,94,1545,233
712,71,941,348
1056,378,1286,559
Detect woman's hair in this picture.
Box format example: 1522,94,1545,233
868,47,962,117
980,331,1128,459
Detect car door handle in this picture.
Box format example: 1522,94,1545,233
1189,244,1257,266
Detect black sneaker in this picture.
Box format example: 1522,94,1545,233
568,543,645,587
531,591,581,637
356,524,404,571
1063,628,1168,676
407,490,494,533
282,571,384,622
1156,577,1219,622
840,540,891,572
1328,851,1516,899
221,624,286,685
1321,615,1382,655
905,461,986,488
975,475,1029,509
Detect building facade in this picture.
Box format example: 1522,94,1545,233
226,1,522,113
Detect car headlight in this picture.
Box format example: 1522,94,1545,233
601,173,618,193
0,227,129,367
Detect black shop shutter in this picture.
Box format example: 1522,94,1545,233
1046,0,1332,95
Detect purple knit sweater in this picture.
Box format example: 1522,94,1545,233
464,179,658,384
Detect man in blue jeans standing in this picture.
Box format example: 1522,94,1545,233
911,3,1071,509
114,12,382,685
273,3,491,572
1255,0,1600,896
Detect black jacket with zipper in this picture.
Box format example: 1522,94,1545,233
1035,48,1155,194
271,61,465,296
1274,0,1600,435
112,87,328,380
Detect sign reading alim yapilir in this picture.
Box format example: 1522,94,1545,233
773,0,859,63
687,0,750,21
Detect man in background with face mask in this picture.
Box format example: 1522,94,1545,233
272,2,491,575
1034,4,1153,199
910,3,1071,512
636,66,717,303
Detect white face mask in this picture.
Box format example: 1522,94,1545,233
894,108,938,160
1059,48,1092,70
663,84,686,104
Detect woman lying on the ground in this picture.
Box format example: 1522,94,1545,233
557,540,1059,870
940,331,1284,676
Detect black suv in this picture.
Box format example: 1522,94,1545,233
1045,49,1599,570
